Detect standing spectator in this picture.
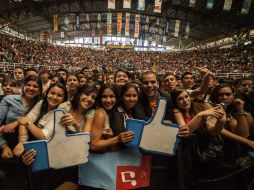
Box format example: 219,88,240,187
39,67,51,96
13,67,25,94
164,73,178,93
181,72,194,90
56,68,68,81
25,68,38,78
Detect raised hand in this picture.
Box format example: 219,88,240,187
233,98,245,112
198,106,225,119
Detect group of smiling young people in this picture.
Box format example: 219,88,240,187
0,66,254,189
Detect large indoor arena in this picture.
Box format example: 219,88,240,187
0,0,254,190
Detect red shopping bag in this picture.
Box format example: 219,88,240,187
116,155,152,190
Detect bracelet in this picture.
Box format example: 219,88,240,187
236,112,247,116
18,134,28,141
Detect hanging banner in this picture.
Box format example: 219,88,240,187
206,0,214,9
75,13,80,30
156,18,160,26
223,0,233,11
117,13,123,36
185,22,190,39
145,16,149,31
108,0,115,9
60,31,64,38
154,0,162,13
85,14,90,29
156,35,160,46
99,31,103,48
189,0,196,7
123,0,131,9
174,20,180,37
141,32,145,46
137,0,145,10
165,21,169,34
53,14,58,32
163,36,166,42
134,14,140,38
92,29,95,45
64,14,69,30
125,13,130,36
141,32,145,41
241,0,252,14
107,13,112,36
97,13,101,29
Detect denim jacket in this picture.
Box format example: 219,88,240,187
0,94,27,147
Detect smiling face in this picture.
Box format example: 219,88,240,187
123,87,138,110
47,86,65,110
176,90,191,110
79,92,97,111
23,80,40,99
115,71,129,87
101,88,116,111
142,73,159,98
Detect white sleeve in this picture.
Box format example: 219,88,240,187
41,111,55,141
27,100,43,123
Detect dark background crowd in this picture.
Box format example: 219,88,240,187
1,32,254,75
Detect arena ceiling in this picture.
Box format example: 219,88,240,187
0,0,254,48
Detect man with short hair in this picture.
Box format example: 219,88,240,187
13,67,25,94
133,71,180,190
134,71,174,121
105,72,115,84
164,73,178,93
39,67,50,96
181,72,194,90
25,68,38,78
56,68,68,81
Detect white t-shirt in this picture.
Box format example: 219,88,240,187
27,100,55,140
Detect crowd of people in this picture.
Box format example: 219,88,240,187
1,32,254,75
0,31,254,190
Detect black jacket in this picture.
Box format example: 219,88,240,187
133,90,174,121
